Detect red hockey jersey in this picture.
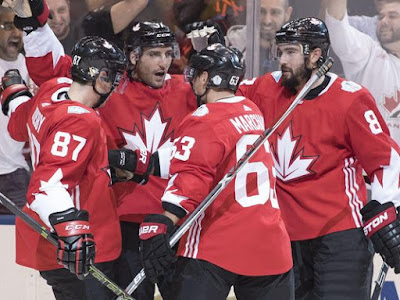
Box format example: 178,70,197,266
8,77,121,271
238,72,400,241
97,76,197,223
23,25,198,223
162,96,292,276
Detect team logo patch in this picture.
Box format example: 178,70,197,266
341,81,362,93
271,71,282,83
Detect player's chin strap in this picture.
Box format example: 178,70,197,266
92,82,113,109
117,57,335,299
192,82,210,107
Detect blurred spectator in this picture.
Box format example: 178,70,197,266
170,0,246,73
82,0,149,50
47,0,82,54
0,7,30,214
226,0,293,74
321,0,385,41
325,0,400,146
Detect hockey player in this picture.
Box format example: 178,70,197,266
0,34,126,299
138,43,294,300
237,17,400,299
10,1,197,297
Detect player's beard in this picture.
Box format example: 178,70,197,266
281,63,312,94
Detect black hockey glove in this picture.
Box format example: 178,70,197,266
1,69,32,116
139,214,177,284
13,0,50,34
361,200,400,273
185,20,225,51
108,148,155,185
49,208,96,280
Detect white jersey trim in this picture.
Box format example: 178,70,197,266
183,212,205,258
216,96,245,103
8,95,31,117
29,168,74,228
23,24,65,71
343,157,363,227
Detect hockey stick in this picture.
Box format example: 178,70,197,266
118,57,334,298
0,192,135,300
370,261,389,300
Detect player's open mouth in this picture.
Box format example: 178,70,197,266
154,71,165,79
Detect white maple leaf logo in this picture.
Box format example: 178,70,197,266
271,124,318,182
119,103,174,153
371,148,400,204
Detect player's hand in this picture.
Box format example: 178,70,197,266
185,20,225,51
13,0,50,34
1,69,32,116
139,214,177,283
49,208,96,280
108,148,154,185
361,200,400,273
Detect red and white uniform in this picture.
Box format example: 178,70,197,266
238,72,400,241
8,77,121,271
97,76,197,223
23,25,198,223
162,96,292,276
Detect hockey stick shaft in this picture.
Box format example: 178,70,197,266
370,261,389,300
120,57,334,298
0,192,134,300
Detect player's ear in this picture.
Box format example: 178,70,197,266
199,71,209,87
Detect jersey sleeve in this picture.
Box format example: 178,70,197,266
29,114,101,227
23,24,72,86
345,90,400,207
161,118,225,217
7,94,36,142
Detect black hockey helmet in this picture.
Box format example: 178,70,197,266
183,43,245,93
125,21,180,60
71,36,127,88
276,17,330,66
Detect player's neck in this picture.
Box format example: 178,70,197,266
68,82,99,108
296,74,325,93
206,90,235,103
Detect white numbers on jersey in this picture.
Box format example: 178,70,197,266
235,135,279,208
51,131,87,161
364,110,383,135
171,136,196,161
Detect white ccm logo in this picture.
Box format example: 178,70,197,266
139,225,159,235
363,212,389,236
65,224,90,231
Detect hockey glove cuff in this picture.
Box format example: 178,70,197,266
361,200,400,273
14,0,50,34
139,214,177,284
108,148,154,184
49,207,96,279
1,69,32,116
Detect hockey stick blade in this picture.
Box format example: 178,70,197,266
2,0,32,17
118,57,334,299
0,192,135,300
370,261,389,300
